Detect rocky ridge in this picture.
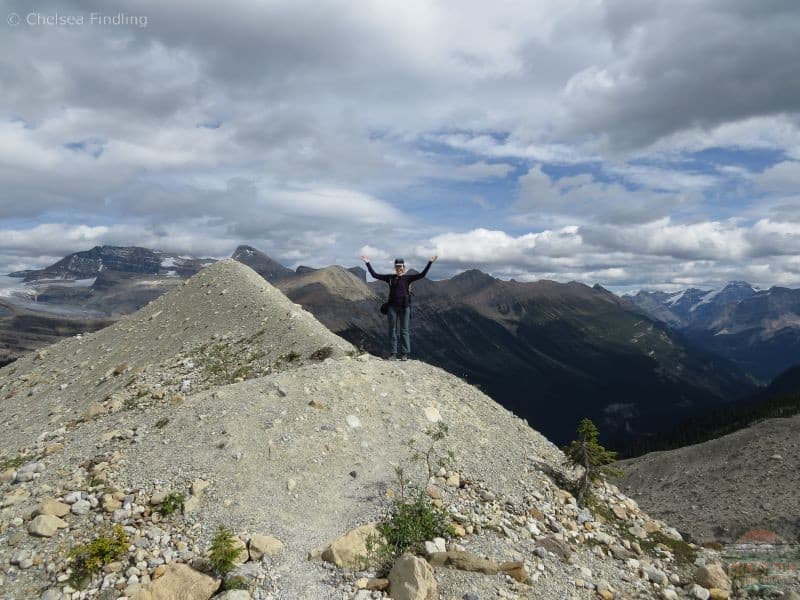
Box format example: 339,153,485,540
0,260,759,599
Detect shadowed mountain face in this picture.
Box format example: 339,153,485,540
1,246,757,447
628,283,800,381
617,361,800,458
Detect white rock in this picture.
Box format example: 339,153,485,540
388,553,437,600
249,534,284,560
423,407,441,422
346,415,361,428
63,491,82,504
183,495,201,514
112,508,130,522
690,584,711,600
71,499,91,515
1,488,31,508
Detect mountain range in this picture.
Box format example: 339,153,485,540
5,245,788,450
627,282,800,381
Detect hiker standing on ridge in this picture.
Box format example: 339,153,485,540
361,255,437,360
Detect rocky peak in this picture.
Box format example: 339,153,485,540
231,245,294,282
279,265,376,303
17,246,162,282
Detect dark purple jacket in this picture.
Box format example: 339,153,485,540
366,261,432,308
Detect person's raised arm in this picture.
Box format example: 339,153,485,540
361,255,391,282
408,255,437,282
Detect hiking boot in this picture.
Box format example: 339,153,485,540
399,355,409,361
387,354,398,361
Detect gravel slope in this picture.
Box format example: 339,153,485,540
618,415,800,543
0,259,354,454
0,260,752,600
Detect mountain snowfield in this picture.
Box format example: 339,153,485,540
0,260,784,599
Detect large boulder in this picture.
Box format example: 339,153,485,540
388,553,437,600
36,498,70,518
428,550,497,574
147,563,220,600
248,534,284,561
321,523,380,569
27,515,68,537
694,563,731,591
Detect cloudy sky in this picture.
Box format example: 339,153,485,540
1,0,799,291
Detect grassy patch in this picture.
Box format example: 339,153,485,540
309,346,334,361
585,496,618,525
197,342,266,385
68,525,129,589
158,493,185,516
223,575,249,591
702,541,725,551
584,496,696,564
0,455,23,471
280,350,301,363
639,530,697,565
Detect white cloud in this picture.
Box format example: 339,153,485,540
423,226,583,265
414,217,800,290
755,160,800,192
514,165,685,225
1,0,799,290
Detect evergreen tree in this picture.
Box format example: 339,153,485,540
564,418,621,505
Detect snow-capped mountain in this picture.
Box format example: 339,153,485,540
7,246,215,281
627,281,800,380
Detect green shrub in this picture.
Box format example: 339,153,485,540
209,525,239,577
366,493,454,575
639,530,698,565
360,419,457,574
563,418,621,505
159,493,185,516
68,525,129,588
280,351,301,363
309,346,334,361
406,421,455,481
197,342,264,384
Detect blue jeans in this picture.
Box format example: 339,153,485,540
387,305,410,356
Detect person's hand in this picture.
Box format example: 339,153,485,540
430,255,438,262
361,255,370,263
